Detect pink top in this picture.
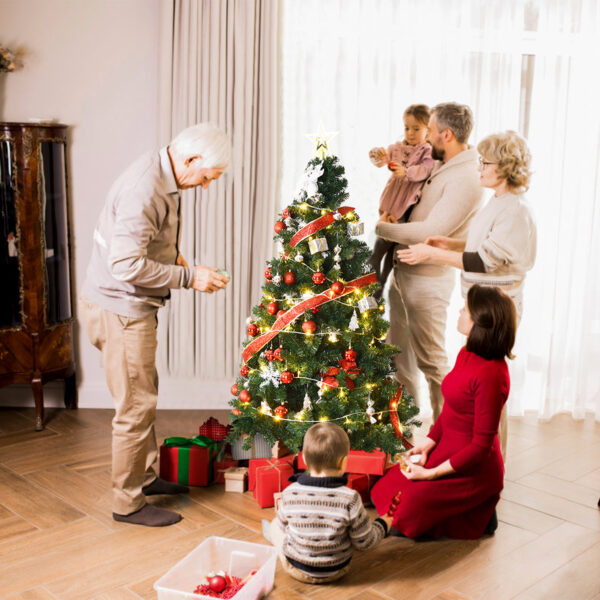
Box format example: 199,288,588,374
379,141,434,220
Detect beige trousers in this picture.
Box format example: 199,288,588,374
269,520,350,584
388,267,455,422
79,296,159,515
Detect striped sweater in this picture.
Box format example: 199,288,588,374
275,473,388,577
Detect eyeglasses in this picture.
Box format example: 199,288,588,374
478,157,497,167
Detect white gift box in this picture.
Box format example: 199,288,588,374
358,296,378,313
308,237,328,254
347,221,364,236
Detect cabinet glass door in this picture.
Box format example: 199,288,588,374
40,141,72,323
0,140,21,328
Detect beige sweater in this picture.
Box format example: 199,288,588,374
460,191,537,298
376,147,484,276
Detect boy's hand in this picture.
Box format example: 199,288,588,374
381,513,394,531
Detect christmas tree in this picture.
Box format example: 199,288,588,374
229,133,420,456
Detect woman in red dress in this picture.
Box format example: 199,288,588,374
372,285,517,539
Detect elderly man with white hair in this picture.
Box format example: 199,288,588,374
80,123,230,527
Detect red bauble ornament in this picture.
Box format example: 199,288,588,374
282,207,292,219
209,575,227,593
274,221,286,234
312,306,320,314
302,320,317,334
345,348,357,362
284,271,296,285
266,301,279,315
232,408,242,416
239,390,251,403
230,383,239,396
312,272,326,285
247,323,259,337
276,309,286,319
331,281,345,295
322,376,339,390
280,370,294,384
274,405,288,418
273,347,283,361
265,349,274,361
240,365,250,377
265,267,273,281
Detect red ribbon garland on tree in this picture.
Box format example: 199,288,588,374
390,385,413,450
242,273,377,363
289,206,355,247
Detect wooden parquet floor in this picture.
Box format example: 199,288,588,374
0,406,599,600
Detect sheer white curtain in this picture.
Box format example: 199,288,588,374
281,0,600,419
157,0,280,391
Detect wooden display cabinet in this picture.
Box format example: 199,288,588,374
0,123,77,430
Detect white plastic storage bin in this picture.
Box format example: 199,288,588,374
154,536,278,600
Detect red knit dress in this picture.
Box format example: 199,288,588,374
371,347,509,539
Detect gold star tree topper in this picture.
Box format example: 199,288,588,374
305,122,339,159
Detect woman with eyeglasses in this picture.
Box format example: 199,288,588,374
396,130,537,456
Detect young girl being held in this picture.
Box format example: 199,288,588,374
368,104,434,297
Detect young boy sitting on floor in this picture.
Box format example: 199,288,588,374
262,422,394,584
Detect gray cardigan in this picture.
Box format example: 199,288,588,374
82,147,194,317
376,147,484,277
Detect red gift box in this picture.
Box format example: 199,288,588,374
253,461,294,508
159,436,217,487
248,455,295,491
297,448,388,475
214,457,239,483
198,417,231,441
346,473,379,505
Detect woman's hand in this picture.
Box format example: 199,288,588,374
176,253,189,268
397,243,433,265
402,463,436,481
405,437,436,466
425,235,464,252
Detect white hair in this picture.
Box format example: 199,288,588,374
170,123,231,170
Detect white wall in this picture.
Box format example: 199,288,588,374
0,0,160,409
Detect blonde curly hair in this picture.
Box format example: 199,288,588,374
477,130,532,192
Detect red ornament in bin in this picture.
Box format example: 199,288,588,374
199,416,231,441
274,221,286,233
239,390,251,403
298,448,388,475
248,455,295,491
284,271,296,285
253,459,294,507
264,267,273,281
266,301,279,315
